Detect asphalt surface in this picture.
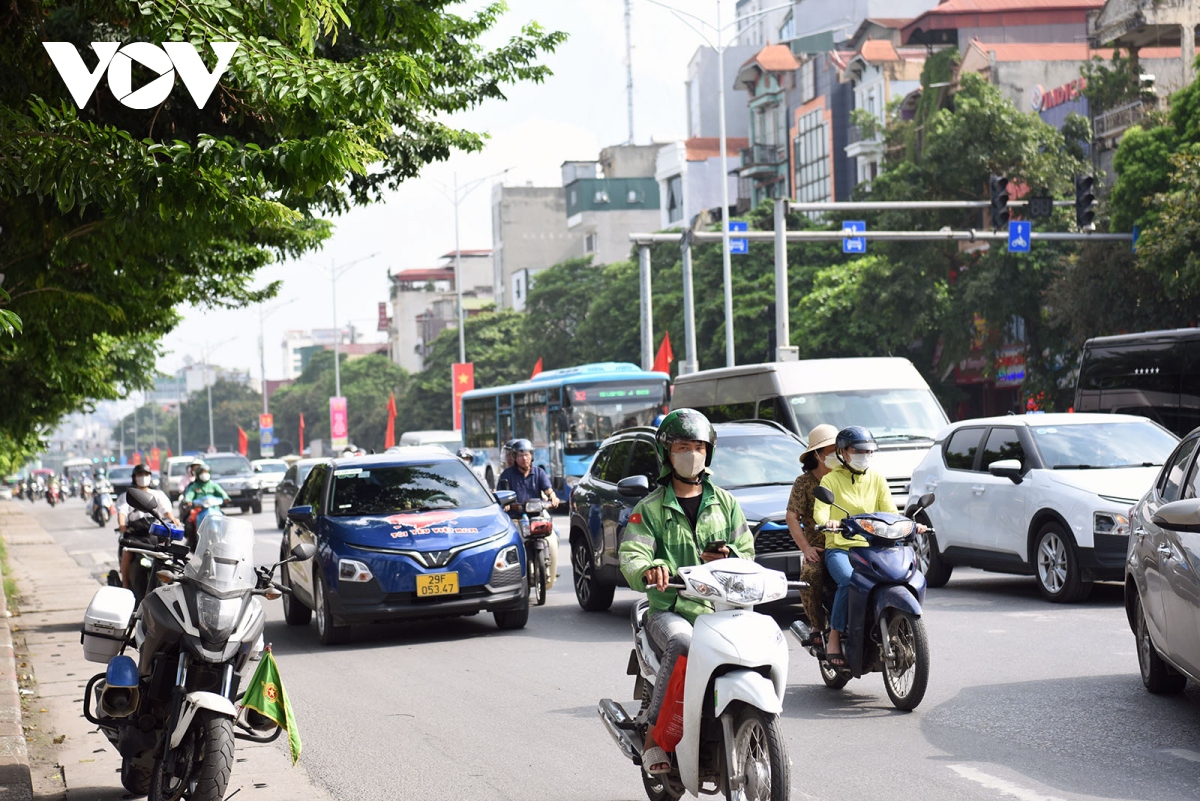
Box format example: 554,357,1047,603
15,496,1200,801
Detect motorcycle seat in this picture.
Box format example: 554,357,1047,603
632,601,665,660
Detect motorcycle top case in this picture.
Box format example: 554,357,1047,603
81,586,135,663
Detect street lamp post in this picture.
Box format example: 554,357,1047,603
316,254,378,398
645,0,792,367
258,297,297,415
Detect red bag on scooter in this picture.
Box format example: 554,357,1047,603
652,655,687,752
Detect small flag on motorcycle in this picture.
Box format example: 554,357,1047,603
240,645,301,764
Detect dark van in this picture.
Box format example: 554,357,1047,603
1074,328,1200,437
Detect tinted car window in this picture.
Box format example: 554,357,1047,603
589,447,611,479
299,465,327,514
329,461,492,516
169,462,190,477
945,428,984,471
207,455,251,476
600,440,633,484
699,402,755,423
981,427,1025,468
1184,456,1200,501
627,441,659,482
708,433,806,490
1160,436,1199,503
109,466,134,481
282,465,297,485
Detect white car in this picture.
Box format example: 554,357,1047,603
908,413,1179,602
251,458,289,492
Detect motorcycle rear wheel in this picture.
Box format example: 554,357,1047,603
121,758,152,795
725,704,789,801
532,555,547,606
882,611,930,711
818,658,850,690
148,711,234,801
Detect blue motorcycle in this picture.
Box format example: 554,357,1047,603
789,487,935,711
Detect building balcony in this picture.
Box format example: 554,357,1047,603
845,125,885,160
1094,100,1149,144
739,144,788,177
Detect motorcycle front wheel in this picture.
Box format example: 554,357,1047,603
148,711,234,801
643,770,684,801
881,611,930,711
532,553,547,606
725,704,789,801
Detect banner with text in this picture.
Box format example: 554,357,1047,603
451,363,474,431
377,302,389,332
329,397,349,450
259,413,275,457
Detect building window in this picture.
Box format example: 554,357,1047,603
585,232,598,253
666,174,683,223
627,189,642,204
594,190,610,204
793,108,830,204
797,60,815,104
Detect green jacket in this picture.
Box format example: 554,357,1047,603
184,479,230,503
618,480,754,624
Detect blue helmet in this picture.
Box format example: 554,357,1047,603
835,426,876,453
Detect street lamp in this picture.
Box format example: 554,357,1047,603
645,0,792,368
257,296,297,414
312,254,378,397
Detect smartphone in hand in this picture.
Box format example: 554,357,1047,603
703,539,727,553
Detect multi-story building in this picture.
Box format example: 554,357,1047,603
685,45,757,139
735,45,800,207
735,0,793,47
655,137,749,229
491,185,586,311
281,327,352,380
563,145,661,266
387,250,494,372
902,0,1105,49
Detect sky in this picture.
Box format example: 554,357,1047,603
155,0,730,388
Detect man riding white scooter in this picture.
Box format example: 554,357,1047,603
617,408,755,776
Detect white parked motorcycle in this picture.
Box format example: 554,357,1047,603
599,558,797,801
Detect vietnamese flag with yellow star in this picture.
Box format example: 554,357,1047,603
452,362,475,431
241,646,301,764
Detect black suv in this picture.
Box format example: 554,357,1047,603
567,421,806,611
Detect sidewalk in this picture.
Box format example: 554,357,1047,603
0,503,335,800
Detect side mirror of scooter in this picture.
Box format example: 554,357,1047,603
124,487,158,515
813,485,852,517
617,475,651,498
905,492,936,518
289,542,317,562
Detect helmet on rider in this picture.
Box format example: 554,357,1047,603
835,426,877,474
655,409,717,485
510,439,534,454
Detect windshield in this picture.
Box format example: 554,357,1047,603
169,462,190,477
709,434,807,490
566,382,668,455
185,515,257,596
788,389,948,443
109,467,133,481
206,455,251,477
329,461,492,516
1031,422,1179,469
255,462,287,473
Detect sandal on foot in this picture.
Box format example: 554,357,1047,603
642,745,671,775
800,631,824,648
826,651,848,669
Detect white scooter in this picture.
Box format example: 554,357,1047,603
599,558,797,801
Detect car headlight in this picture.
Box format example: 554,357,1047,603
338,559,373,582
494,545,521,571
857,519,916,540
1094,512,1130,537
196,592,243,642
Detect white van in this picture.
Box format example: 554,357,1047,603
398,430,463,448
669,358,949,503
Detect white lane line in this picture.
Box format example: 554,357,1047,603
948,765,1068,801
1164,748,1200,763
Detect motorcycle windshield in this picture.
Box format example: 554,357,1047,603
185,515,257,598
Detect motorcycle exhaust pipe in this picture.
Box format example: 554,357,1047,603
788,620,819,656
598,699,641,765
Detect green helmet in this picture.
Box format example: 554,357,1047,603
655,408,717,475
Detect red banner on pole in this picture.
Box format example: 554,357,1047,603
237,426,248,457
451,363,474,431
384,393,397,450
298,413,305,455
377,302,389,332
329,397,349,449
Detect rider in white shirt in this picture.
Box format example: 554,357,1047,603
116,464,178,589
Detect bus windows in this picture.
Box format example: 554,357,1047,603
463,397,497,449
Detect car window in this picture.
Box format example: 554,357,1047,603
206,455,251,476
169,462,190,477
600,440,633,484
626,441,660,482
708,433,806,490
1184,455,1200,501
944,428,984,471
329,461,492,516
282,466,297,485
257,462,287,473
299,465,327,514
1032,421,1178,470
981,427,1026,469
589,447,612,479
1160,436,1200,503
698,402,755,423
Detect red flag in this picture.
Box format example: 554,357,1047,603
149,446,161,471
530,358,543,378
384,393,397,450
451,363,475,431
237,426,248,456
166,448,173,460
298,413,305,455
131,451,142,466
652,332,674,375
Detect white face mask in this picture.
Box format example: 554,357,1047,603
134,475,150,488
847,452,874,472
823,453,839,470
671,450,706,480
199,472,211,482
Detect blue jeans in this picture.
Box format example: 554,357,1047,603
826,549,854,634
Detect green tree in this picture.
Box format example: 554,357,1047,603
1081,49,1153,115
0,1,563,465
112,403,180,457
178,379,263,455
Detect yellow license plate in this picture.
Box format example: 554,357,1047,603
415,572,459,597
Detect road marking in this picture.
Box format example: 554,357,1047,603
948,765,1068,801
1164,748,1200,763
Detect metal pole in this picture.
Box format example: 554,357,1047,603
630,230,1135,243
176,375,183,454
205,346,215,451
716,1,735,367
259,309,268,415
773,198,794,361
680,230,699,375
151,402,157,455
784,200,1075,211
455,172,466,364
625,0,634,144
133,401,139,460
639,246,653,371
331,262,341,397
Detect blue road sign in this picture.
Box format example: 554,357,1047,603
1008,220,1031,253
1132,224,1140,254
842,220,866,254
729,221,748,254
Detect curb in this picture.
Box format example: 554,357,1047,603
0,546,32,801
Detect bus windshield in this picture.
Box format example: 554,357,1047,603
565,382,666,454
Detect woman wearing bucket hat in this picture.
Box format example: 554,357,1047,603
785,423,838,647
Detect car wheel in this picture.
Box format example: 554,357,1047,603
913,517,952,588
1033,523,1092,603
493,604,529,630
572,537,615,611
280,558,312,627
275,507,285,530
314,569,350,646
251,499,263,515
1135,594,1186,694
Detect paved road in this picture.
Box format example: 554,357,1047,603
18,497,1200,801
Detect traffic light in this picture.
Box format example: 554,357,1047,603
1074,175,1096,228
989,175,1010,229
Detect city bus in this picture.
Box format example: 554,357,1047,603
460,362,670,493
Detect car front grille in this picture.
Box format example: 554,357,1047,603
754,521,799,555
886,477,910,498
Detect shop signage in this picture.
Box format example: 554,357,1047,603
1031,77,1087,113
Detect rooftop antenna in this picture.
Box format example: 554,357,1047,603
625,0,634,144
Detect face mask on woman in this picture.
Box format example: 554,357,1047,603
847,452,873,472
823,452,839,470
134,475,150,488
671,450,706,480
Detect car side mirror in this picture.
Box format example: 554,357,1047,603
290,542,317,561
287,505,314,523
617,475,651,498
495,490,517,507
988,459,1023,483
456,448,473,462
1151,498,1200,533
